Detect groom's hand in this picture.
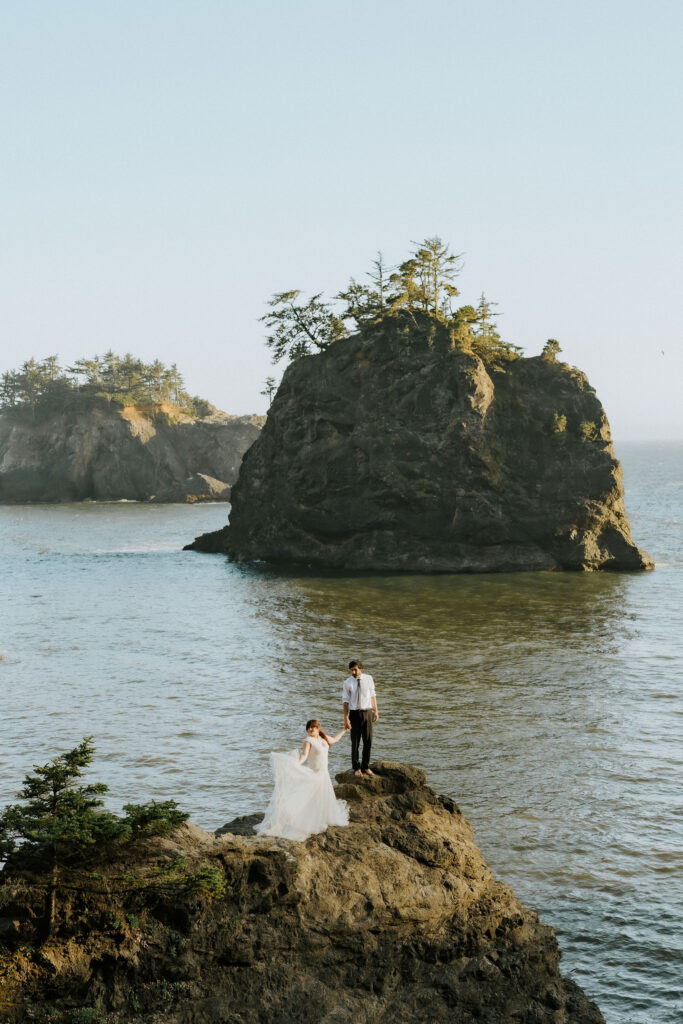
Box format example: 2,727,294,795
372,711,379,723
344,717,351,731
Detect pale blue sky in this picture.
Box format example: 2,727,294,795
1,0,681,438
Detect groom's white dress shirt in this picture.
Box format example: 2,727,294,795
342,673,376,711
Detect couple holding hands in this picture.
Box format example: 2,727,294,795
256,660,379,841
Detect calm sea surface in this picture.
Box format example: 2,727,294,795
1,441,681,1023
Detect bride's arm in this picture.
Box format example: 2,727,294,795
327,728,349,745
298,741,311,765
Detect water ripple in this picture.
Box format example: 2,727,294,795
0,446,682,1023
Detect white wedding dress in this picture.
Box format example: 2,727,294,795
255,735,349,841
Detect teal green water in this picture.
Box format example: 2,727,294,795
1,441,681,1022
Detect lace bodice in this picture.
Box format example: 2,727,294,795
306,735,329,772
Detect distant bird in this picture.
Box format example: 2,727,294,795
661,349,665,355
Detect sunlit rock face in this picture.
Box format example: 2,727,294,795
0,763,605,1023
0,402,264,503
190,321,652,571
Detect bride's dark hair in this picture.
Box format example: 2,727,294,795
306,719,332,746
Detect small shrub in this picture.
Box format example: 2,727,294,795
123,800,189,837
579,420,597,441
168,929,186,956
551,413,567,433
70,1009,96,1024
541,338,562,361
154,855,188,879
184,864,227,900
126,913,139,930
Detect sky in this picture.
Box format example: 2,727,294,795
1,0,681,439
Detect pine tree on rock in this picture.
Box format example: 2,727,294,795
0,738,128,938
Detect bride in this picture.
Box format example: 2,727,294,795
255,719,350,841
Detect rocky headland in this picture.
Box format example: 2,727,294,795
0,763,604,1023
0,400,264,503
189,318,652,572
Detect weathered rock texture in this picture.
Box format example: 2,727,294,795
0,401,264,503
190,321,652,571
0,764,604,1023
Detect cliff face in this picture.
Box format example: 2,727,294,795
0,763,604,1023
190,322,652,571
0,401,264,503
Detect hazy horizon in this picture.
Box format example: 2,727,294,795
2,1,681,440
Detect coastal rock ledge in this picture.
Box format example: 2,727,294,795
189,324,652,571
0,763,604,1023
0,402,264,504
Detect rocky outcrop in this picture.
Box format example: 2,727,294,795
0,401,264,503
0,763,604,1023
189,320,652,571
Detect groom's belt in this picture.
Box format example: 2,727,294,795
350,707,373,712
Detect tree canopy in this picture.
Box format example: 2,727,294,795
0,738,189,937
0,352,204,418
260,290,348,363
262,237,530,368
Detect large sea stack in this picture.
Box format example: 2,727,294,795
0,763,604,1022
0,401,264,503
189,318,651,571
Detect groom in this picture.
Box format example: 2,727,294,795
342,660,379,778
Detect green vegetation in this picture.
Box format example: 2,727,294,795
542,338,562,361
0,352,206,419
580,420,598,441
122,800,189,838
184,864,227,900
0,739,189,938
260,375,278,405
551,413,567,433
70,1008,97,1024
0,739,126,937
260,291,347,363
262,237,527,368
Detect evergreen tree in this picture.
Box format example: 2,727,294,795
101,351,122,393
449,304,478,351
339,252,393,329
337,277,376,328
0,738,128,937
541,338,562,361
260,290,348,363
144,359,167,401
1,353,200,413
368,251,391,314
67,356,103,389
0,370,21,407
122,800,189,837
470,293,522,367
260,376,277,406
389,237,463,319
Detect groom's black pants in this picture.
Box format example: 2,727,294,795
350,709,374,771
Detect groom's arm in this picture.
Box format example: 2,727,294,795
368,676,379,722
342,678,351,729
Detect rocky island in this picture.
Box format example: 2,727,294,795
189,315,652,572
0,754,604,1023
0,354,263,503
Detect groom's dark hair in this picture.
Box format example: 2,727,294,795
348,659,363,670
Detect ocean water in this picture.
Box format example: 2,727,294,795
0,441,681,1023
